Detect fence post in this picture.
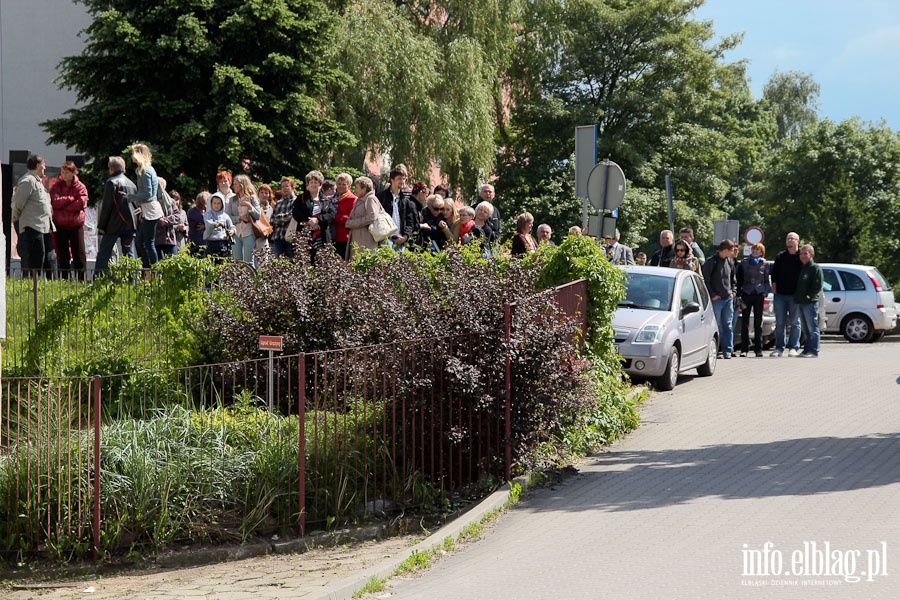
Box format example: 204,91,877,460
32,272,39,325
298,354,306,536
503,303,512,481
92,375,101,558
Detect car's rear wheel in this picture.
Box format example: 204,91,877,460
841,314,874,343
656,347,680,391
696,337,717,377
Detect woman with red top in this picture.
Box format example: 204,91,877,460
457,206,476,243
50,161,89,278
511,212,537,257
332,173,357,260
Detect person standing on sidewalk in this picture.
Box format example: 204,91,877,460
702,239,737,359
794,244,823,357
770,232,803,357
737,243,771,357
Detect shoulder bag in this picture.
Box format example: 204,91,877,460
369,209,398,242
285,218,299,242
252,211,273,238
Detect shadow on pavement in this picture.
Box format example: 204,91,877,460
534,432,900,513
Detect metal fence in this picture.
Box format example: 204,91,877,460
0,278,587,558
2,270,208,373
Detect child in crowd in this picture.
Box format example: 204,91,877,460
203,195,235,258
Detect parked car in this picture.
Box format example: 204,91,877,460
819,263,897,343
613,266,718,390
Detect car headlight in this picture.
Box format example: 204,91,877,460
634,324,664,343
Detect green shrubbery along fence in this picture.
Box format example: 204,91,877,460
1,237,638,561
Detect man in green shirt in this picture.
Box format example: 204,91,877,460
12,154,56,276
794,244,823,357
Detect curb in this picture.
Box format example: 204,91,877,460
312,476,528,600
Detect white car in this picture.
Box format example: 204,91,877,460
820,263,897,342
613,266,718,390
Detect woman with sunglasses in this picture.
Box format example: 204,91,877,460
418,195,447,252
669,239,701,274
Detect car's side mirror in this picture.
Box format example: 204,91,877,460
681,302,701,317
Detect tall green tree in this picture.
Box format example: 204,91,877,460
43,0,353,192
497,0,758,238
325,0,519,196
756,118,900,285
763,70,820,141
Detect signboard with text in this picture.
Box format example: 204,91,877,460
259,335,283,351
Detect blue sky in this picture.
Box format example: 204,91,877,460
694,0,900,131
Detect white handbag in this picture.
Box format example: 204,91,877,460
369,210,399,242
284,218,299,242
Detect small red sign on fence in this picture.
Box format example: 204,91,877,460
259,335,284,351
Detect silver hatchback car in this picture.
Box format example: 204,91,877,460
820,263,897,342
613,266,719,390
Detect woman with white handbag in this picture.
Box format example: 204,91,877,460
344,177,384,260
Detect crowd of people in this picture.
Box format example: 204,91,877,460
11,147,824,362
11,150,523,277
626,228,824,361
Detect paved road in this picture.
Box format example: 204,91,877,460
382,336,900,599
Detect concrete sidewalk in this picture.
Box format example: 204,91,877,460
378,336,900,599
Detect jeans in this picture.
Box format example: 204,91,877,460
94,232,136,274
773,293,801,351
232,234,255,264
712,297,735,355
18,226,57,277
270,238,294,259
740,293,765,353
798,302,821,355
138,218,160,268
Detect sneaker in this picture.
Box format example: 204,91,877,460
740,351,748,357
723,353,732,359
788,349,802,357
770,350,782,357
755,351,764,358
799,352,818,358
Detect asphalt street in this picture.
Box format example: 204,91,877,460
381,335,900,599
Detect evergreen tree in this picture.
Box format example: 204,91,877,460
43,0,354,193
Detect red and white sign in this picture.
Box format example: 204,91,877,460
744,227,764,245
259,335,284,351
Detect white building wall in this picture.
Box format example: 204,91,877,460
1,0,93,166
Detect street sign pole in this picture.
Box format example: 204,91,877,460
259,335,284,410
665,174,675,233
575,125,599,231
586,159,627,238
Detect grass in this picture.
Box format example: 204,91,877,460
353,577,387,597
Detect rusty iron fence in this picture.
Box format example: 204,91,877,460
0,278,587,558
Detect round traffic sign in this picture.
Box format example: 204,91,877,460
744,227,764,245
587,160,626,212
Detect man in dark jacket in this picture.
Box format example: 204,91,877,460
376,164,418,250
794,244,824,357
649,230,676,267
702,239,737,358
769,232,803,357
95,156,138,275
